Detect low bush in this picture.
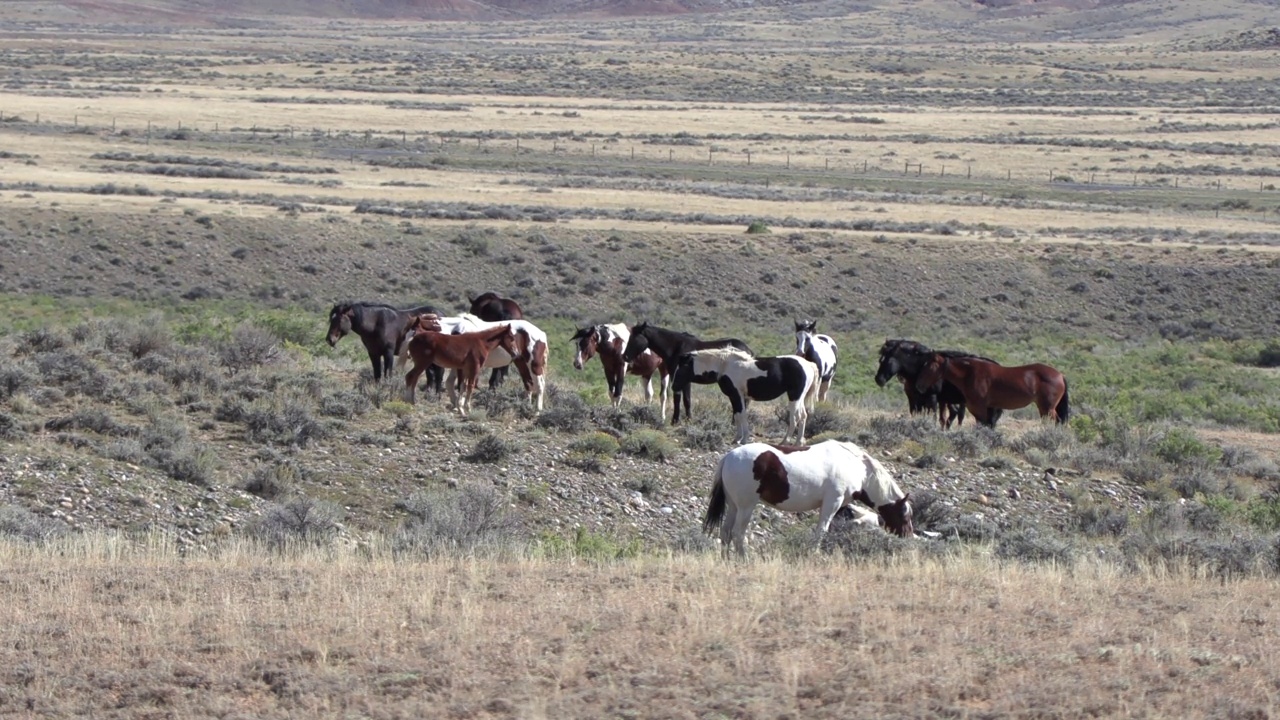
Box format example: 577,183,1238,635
395,484,523,557
621,429,678,462
247,498,343,549
0,504,68,542
465,433,516,464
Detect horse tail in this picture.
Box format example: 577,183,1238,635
1055,378,1071,425
703,457,728,536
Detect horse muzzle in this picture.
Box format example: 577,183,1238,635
326,334,339,347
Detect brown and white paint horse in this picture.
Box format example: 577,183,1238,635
703,440,914,558
401,315,520,417
570,323,668,409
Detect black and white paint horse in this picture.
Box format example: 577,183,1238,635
874,339,1002,430
673,347,818,445
794,319,838,403
621,322,753,425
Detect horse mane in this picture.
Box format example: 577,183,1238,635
829,441,905,504
690,346,755,364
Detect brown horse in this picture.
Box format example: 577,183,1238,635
402,315,519,416
570,323,668,408
915,354,1069,428
468,291,524,388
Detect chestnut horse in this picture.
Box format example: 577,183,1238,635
570,323,668,408
915,354,1069,428
402,315,519,416
469,291,523,389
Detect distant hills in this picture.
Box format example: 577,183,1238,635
1,0,1277,44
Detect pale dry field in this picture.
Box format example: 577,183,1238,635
1,538,1277,719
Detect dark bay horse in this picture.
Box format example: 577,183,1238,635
874,339,1001,430
571,323,668,408
402,315,520,416
327,301,444,389
468,291,524,389
621,321,753,424
915,354,1069,427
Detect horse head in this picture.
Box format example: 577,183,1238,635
326,303,354,347
495,323,522,357
570,326,598,369
794,318,817,333
621,322,650,362
878,493,914,538
914,353,948,394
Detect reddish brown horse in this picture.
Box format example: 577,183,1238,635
915,354,1069,428
402,315,519,416
468,291,524,388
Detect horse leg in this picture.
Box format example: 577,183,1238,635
729,498,755,559
792,400,808,446
815,488,845,548
640,374,654,405
445,369,460,411
718,501,738,560
403,356,428,405
488,366,507,389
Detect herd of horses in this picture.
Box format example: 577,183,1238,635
326,293,1070,556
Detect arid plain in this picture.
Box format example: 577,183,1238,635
2,0,1280,716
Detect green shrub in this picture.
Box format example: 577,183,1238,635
569,432,620,457
537,527,641,560
621,429,677,462
466,433,515,464
745,220,771,234
1155,428,1222,465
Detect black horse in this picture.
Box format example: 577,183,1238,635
622,321,753,424
468,291,524,389
873,339,1002,429
326,302,444,390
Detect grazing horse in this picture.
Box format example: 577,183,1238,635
703,439,915,558
915,354,1069,427
674,348,818,445
468,291,524,389
874,339,1002,430
407,313,549,412
402,316,519,416
621,321,753,424
794,319,838,403
570,323,668,408
326,301,444,389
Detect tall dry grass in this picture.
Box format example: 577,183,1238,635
1,535,1276,718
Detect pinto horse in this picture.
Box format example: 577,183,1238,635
468,292,524,388
703,439,915,558
874,339,1002,430
621,321,753,424
915,353,1069,427
674,348,818,445
570,323,668,408
402,316,519,416
794,319,838,403
326,301,444,390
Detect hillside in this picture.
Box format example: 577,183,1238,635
0,0,1274,43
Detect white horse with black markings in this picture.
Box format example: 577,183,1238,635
673,347,818,445
794,319,838,404
403,312,548,411
703,439,915,558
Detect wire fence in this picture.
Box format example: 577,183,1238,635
6,112,1280,220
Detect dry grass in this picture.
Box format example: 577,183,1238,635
1,536,1277,718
